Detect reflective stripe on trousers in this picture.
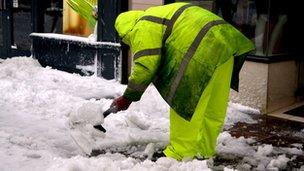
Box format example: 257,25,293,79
163,57,234,160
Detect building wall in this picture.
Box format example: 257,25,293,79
230,60,299,113
230,61,268,113
129,0,164,10
267,61,298,112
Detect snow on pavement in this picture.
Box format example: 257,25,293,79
0,57,302,171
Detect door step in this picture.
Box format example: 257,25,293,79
268,101,304,123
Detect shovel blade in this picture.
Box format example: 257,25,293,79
93,106,118,132
93,124,107,133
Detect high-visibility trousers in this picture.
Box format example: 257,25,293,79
164,57,234,160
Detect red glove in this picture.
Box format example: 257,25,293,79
110,96,132,112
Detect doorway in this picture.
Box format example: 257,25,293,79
0,0,12,58
0,0,32,58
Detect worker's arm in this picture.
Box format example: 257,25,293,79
112,19,163,111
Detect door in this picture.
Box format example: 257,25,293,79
11,0,31,56
0,0,32,58
0,0,12,58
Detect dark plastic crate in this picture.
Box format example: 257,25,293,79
30,33,121,79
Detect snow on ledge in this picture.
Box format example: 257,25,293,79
30,33,121,47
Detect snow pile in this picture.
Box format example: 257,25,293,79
30,33,121,47
0,57,302,171
280,146,303,156
267,154,290,170
254,146,291,170
0,57,117,170
217,132,256,157
252,145,275,170
224,102,260,129
47,154,213,171
294,129,304,139
70,102,104,126
0,57,169,170
217,139,300,171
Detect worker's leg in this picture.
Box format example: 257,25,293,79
164,57,234,160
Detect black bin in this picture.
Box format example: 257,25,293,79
30,33,121,79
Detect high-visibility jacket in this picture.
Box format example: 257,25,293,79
115,3,254,121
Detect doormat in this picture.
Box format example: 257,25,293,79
284,105,304,117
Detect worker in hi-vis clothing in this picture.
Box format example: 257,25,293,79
108,2,255,160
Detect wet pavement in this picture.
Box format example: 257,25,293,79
228,115,304,147
223,114,304,170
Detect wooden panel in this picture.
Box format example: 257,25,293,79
130,0,163,10
132,0,163,5
130,3,158,10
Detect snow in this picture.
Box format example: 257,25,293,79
47,154,212,171
0,56,303,171
217,132,256,157
267,154,290,170
224,102,259,129
30,33,121,47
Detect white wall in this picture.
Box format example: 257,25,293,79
230,61,268,113
230,60,298,113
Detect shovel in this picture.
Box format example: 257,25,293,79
93,105,118,133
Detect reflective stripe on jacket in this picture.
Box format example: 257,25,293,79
115,3,255,120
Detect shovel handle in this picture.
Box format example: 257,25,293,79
103,105,118,118
93,125,107,132
94,106,118,133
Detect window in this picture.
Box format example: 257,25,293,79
173,0,291,57
215,0,289,56
63,0,97,37
12,0,32,50
44,0,63,33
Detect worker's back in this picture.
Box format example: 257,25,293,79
115,2,254,120
142,3,254,120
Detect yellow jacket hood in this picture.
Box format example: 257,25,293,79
115,11,144,44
